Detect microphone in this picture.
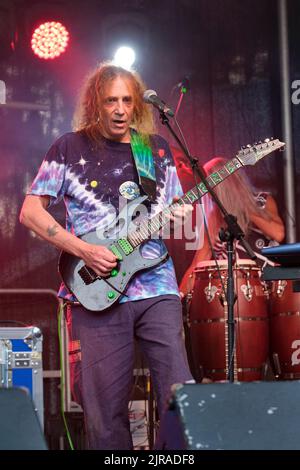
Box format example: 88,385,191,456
143,90,175,117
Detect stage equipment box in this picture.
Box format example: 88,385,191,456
0,326,44,428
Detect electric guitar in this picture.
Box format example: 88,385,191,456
58,139,284,311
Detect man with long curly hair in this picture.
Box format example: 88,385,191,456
20,62,194,449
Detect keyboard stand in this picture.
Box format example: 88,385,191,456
262,266,300,293
262,265,300,281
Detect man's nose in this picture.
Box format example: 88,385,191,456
115,100,125,115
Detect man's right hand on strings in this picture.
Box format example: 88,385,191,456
82,245,117,278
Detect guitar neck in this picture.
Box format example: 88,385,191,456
127,157,243,248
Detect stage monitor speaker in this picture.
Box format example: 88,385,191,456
155,381,300,450
0,388,48,450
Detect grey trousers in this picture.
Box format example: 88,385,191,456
66,294,193,450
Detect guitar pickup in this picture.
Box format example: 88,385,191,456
78,265,98,285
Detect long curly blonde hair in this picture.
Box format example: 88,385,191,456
203,157,271,242
73,62,156,145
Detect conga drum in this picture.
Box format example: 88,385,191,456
269,280,300,379
185,260,269,381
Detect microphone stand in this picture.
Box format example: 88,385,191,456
159,110,256,382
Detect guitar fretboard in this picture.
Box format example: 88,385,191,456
127,157,243,248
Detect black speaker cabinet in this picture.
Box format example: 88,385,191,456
0,388,47,450
155,381,300,450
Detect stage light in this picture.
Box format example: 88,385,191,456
31,21,69,59
114,46,136,70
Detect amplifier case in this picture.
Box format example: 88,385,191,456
0,326,44,428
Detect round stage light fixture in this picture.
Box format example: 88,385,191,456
31,21,69,59
114,46,136,70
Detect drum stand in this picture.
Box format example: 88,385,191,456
218,223,255,381
159,111,257,382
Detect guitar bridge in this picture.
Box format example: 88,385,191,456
78,265,98,285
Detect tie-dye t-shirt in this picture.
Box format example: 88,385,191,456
28,131,183,303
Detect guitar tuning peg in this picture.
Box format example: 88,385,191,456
246,144,251,148
264,138,270,143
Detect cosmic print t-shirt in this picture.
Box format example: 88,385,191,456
28,131,183,303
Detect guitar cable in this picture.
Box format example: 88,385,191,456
57,301,75,450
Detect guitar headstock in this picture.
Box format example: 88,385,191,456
236,139,285,166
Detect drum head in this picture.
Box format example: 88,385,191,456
194,259,258,272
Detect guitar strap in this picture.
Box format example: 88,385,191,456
130,130,157,202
